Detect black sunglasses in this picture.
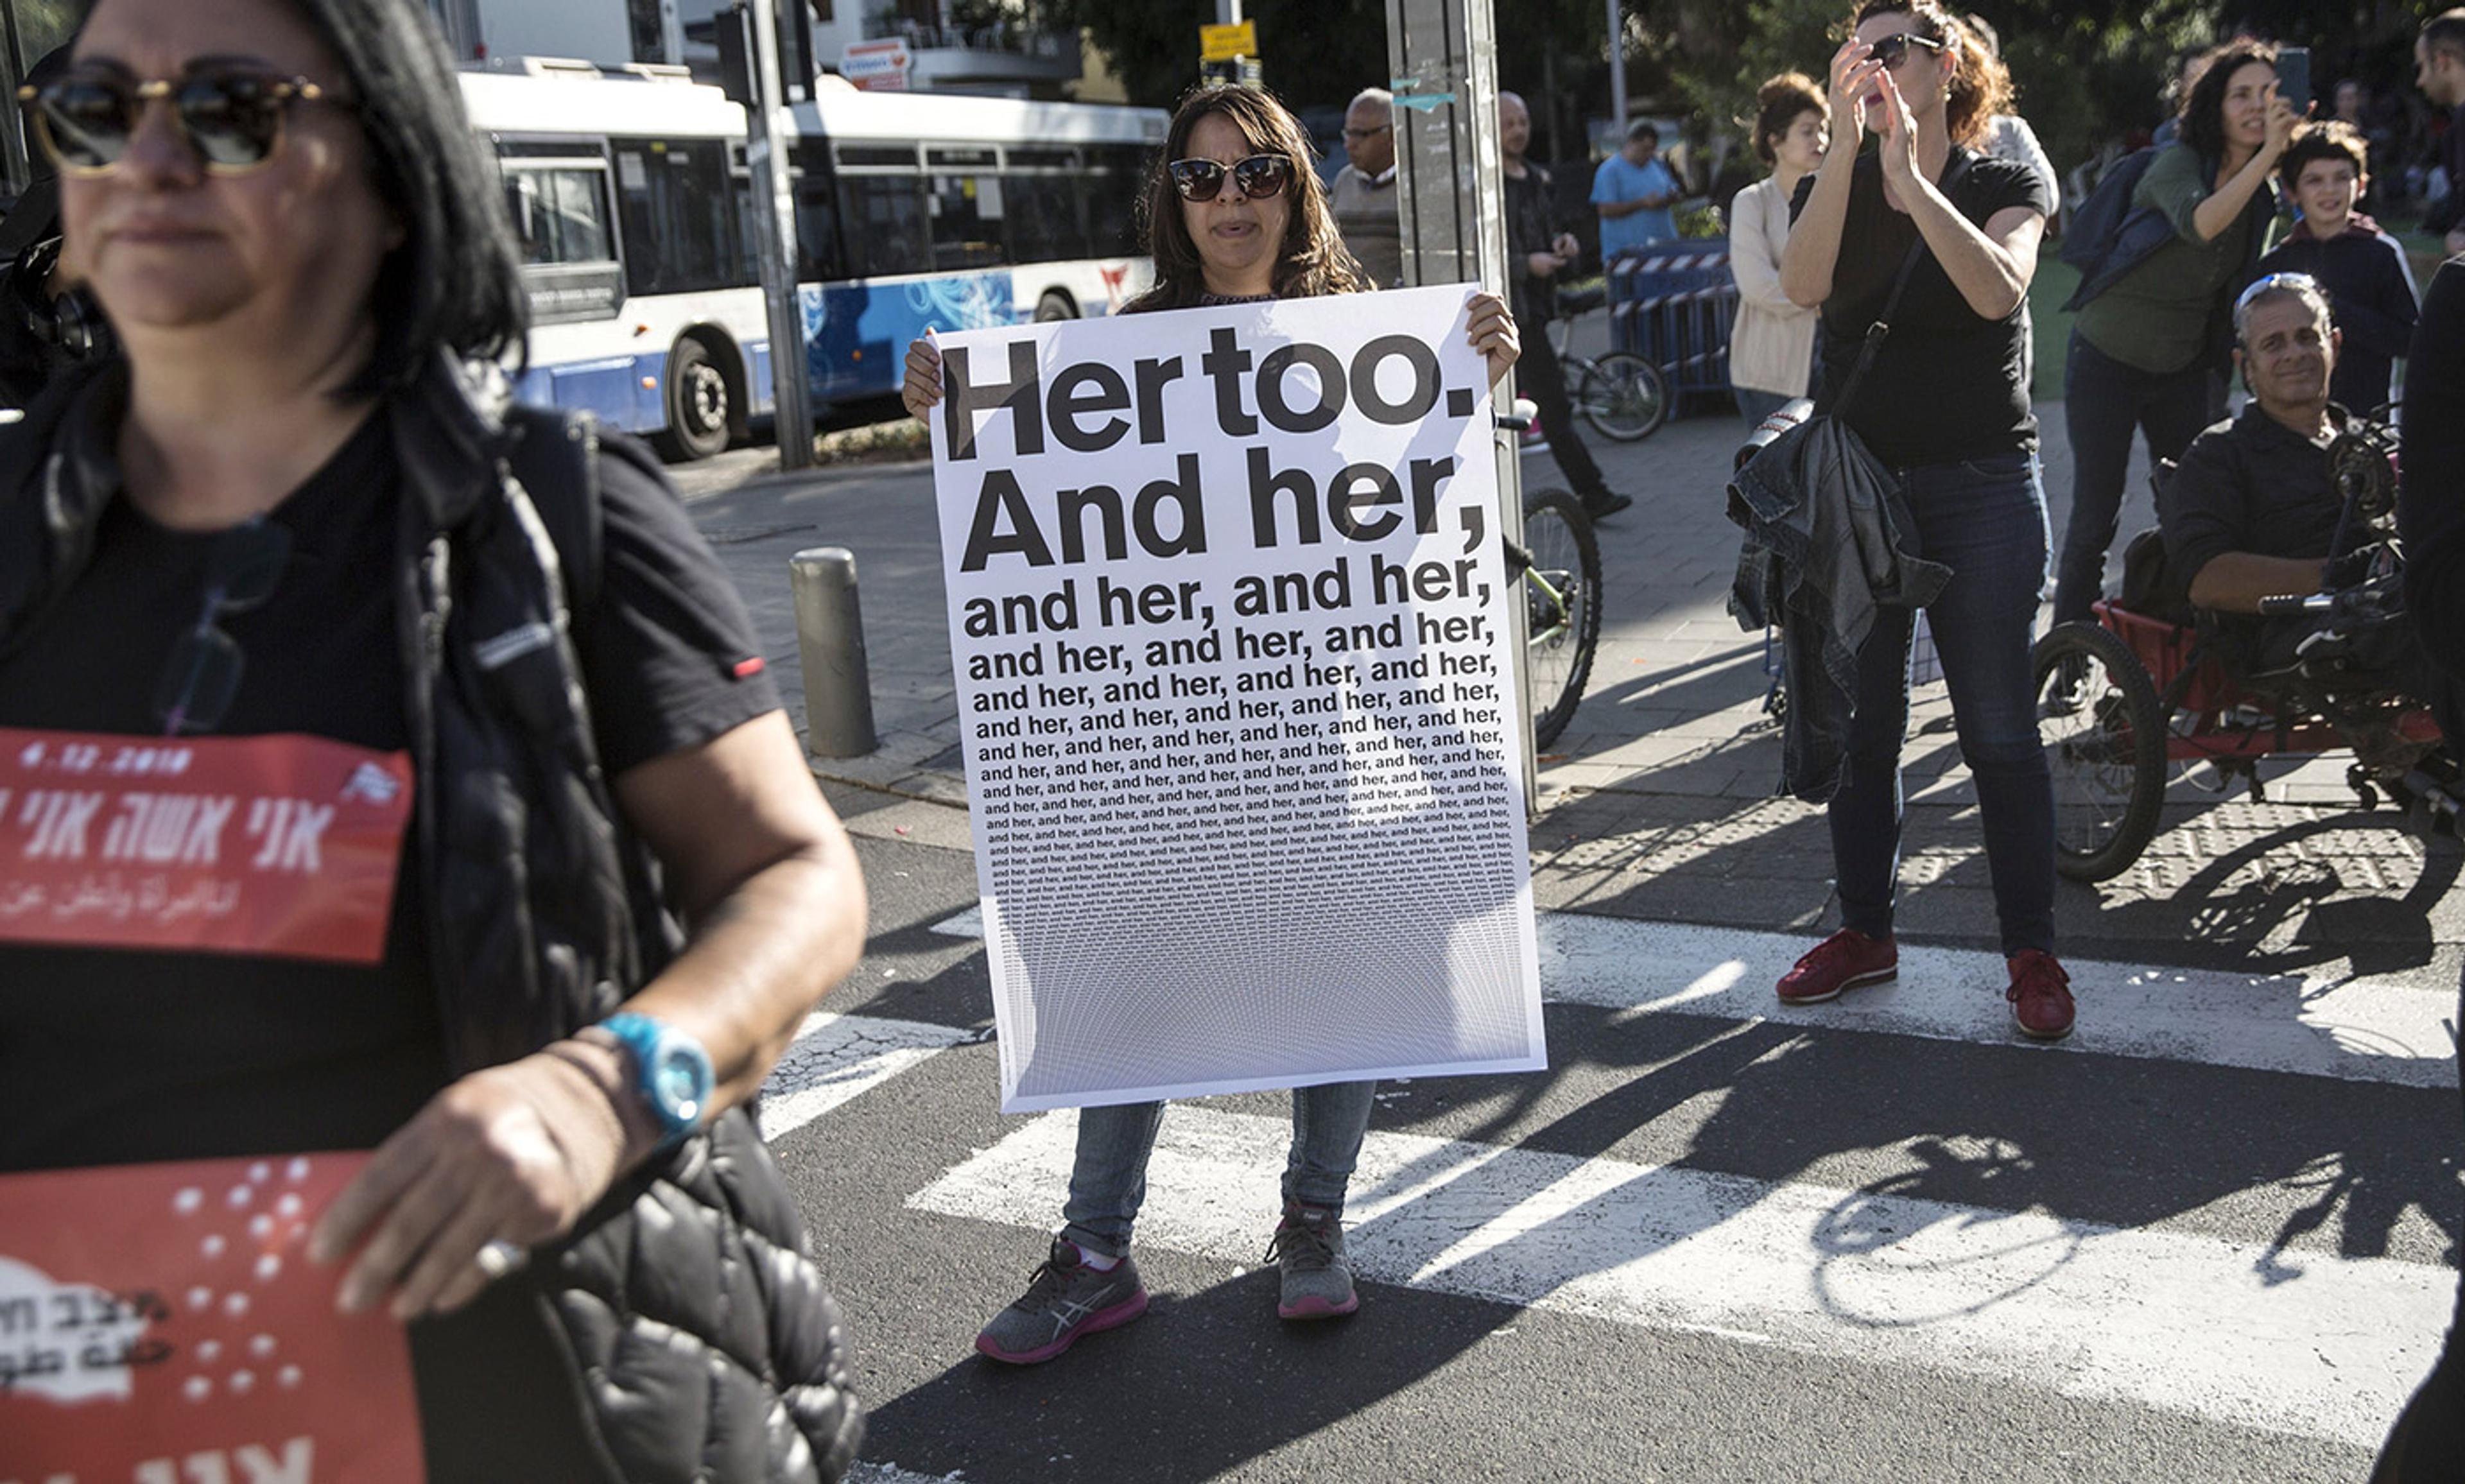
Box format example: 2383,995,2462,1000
1869,31,1948,69
21,67,345,178
1167,153,1294,203
154,519,290,738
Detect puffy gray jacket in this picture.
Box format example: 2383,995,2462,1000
0,354,862,1483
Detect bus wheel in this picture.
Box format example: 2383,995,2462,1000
1034,291,1077,322
656,336,732,462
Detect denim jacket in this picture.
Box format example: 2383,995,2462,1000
1729,413,1951,801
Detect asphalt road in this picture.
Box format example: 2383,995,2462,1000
665,375,2462,1483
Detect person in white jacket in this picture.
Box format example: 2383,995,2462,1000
1729,72,1830,427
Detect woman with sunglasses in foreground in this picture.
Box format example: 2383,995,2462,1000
0,0,869,1476
904,83,1518,1363
2051,39,2299,635
1776,0,2071,1037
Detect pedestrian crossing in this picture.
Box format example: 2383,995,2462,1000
765,906,2459,1460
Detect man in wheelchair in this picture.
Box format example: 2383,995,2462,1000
2155,272,2458,772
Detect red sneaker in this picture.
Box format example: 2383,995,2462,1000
2006,950,2075,1041
1776,929,1897,1005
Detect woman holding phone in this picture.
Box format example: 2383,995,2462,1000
1776,0,2070,1039
2050,39,2300,634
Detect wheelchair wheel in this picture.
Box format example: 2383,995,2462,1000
1572,351,1670,442
2034,621,2167,883
1519,488,1602,752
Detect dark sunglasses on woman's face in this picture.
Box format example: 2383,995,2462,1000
20,65,345,177
1167,153,1295,203
1869,31,1947,69
154,518,291,738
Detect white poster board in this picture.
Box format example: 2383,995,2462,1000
931,285,1545,1111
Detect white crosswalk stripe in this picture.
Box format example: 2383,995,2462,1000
907,1105,2446,1449
768,909,2455,1462
924,905,2459,1088
759,1011,978,1142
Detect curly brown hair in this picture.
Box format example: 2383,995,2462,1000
1849,0,2012,150
1124,83,1372,313
1751,72,1827,165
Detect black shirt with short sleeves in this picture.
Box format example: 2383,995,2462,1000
0,404,781,1175
1791,148,2050,470
2159,402,2364,589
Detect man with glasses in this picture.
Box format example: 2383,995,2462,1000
1329,86,1399,288
2160,275,2455,728
2417,10,2465,257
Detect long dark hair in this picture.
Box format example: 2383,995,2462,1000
272,0,526,393
1849,0,2011,150
1125,84,1370,312
2177,38,2278,164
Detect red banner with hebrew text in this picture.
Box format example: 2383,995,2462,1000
0,729,411,964
0,1153,424,1483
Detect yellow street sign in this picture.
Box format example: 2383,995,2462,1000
1200,20,1258,61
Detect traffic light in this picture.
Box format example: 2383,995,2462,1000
714,3,756,107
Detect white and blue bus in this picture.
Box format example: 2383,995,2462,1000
463,63,1166,460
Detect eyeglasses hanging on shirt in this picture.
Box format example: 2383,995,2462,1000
154,517,291,737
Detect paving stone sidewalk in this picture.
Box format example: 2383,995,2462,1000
675,378,2465,982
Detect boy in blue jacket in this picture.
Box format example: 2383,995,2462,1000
2257,120,2419,416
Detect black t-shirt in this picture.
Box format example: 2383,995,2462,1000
0,402,781,1173
2161,403,2364,586
1791,149,2050,470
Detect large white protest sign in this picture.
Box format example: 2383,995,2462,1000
931,284,1545,1111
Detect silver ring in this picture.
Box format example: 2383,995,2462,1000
474,1239,528,1281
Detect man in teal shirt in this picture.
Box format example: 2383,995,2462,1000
1593,121,1682,258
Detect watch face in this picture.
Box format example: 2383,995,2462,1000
650,1044,709,1123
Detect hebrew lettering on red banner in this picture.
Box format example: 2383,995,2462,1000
0,1152,424,1483
0,729,413,964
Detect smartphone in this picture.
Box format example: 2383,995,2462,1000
2277,47,2311,116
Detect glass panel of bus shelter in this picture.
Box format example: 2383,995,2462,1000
610,136,754,296
998,147,1089,265
837,174,928,278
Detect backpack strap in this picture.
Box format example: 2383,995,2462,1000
502,404,603,617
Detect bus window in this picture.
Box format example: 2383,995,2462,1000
999,147,1089,265
611,137,754,296
790,142,846,282
926,169,1006,272
836,175,928,278
503,165,614,267
1083,144,1152,257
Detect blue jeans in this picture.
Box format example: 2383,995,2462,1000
1829,452,2057,958
1735,385,1797,430
1060,1081,1378,1257
2052,330,2217,627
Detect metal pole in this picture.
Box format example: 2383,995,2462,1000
1605,0,1625,137
791,548,879,757
1386,0,1532,806
744,2,816,470
1216,0,1243,24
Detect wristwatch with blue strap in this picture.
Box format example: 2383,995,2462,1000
591,1012,714,1148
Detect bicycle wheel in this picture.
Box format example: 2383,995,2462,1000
1520,488,1604,752
2033,621,2167,883
1572,350,1669,442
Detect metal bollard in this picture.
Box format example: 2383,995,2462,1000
789,547,879,758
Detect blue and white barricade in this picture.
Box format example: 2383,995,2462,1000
1606,246,1740,410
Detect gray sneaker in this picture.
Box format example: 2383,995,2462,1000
975,1235,1149,1365
1267,1203,1359,1320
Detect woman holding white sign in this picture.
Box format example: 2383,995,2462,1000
1775,1,2072,1037
904,82,1519,1363
0,0,869,1476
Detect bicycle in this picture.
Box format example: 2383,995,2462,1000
1549,282,1670,442
1498,449,1603,752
